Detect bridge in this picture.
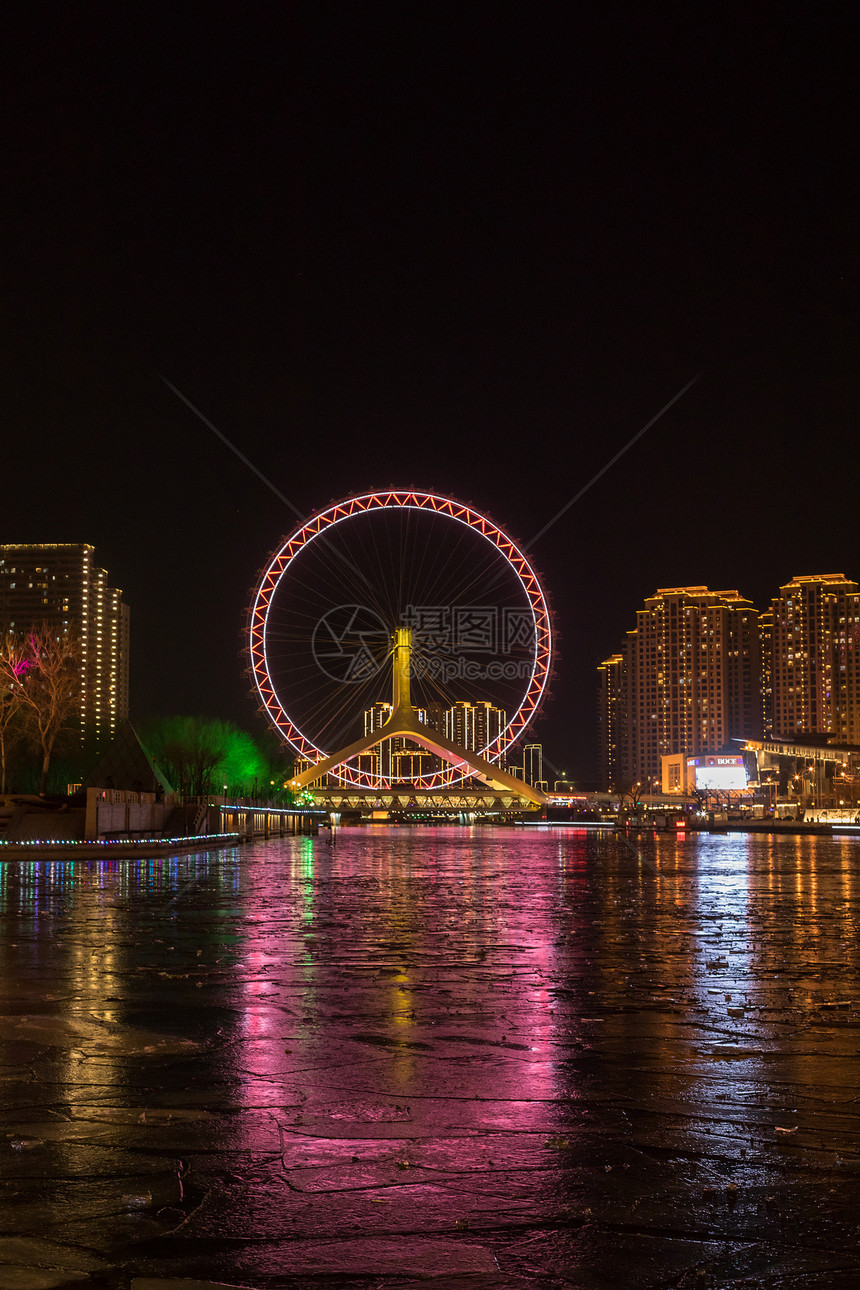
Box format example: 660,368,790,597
290,627,546,815
308,786,534,820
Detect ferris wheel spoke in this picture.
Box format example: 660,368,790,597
290,657,386,729
249,491,552,787
281,549,389,622
426,546,508,614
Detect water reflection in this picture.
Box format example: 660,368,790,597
2,828,860,1284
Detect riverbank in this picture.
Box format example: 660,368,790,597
0,831,241,859
645,819,860,837
536,817,860,838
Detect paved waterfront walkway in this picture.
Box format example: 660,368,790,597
2,828,860,1288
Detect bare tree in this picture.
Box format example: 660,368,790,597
1,626,82,795
0,633,30,793
616,779,644,817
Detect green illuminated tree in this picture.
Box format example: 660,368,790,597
142,716,226,797
218,726,268,795
141,716,291,799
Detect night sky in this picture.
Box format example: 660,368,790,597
3,6,857,781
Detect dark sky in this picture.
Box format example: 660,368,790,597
2,5,857,781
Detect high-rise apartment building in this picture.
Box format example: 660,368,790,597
522,743,546,790
759,608,774,738
600,587,761,790
597,653,626,789
364,702,393,740
0,543,129,750
444,700,507,755
766,574,860,744
360,700,433,783
423,702,446,734
359,698,508,784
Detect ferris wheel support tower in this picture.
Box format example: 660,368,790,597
289,627,546,806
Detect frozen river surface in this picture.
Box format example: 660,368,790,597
2,826,860,1288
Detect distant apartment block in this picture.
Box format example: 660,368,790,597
598,586,761,790
444,700,507,756
522,742,547,791
0,543,129,750
359,700,434,783
597,653,625,790
765,574,860,744
355,697,508,785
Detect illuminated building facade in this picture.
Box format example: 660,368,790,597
444,700,507,756
291,626,543,802
766,574,860,744
359,700,434,783
355,697,508,785
602,586,761,790
522,742,547,791
597,653,625,789
759,607,774,736
0,543,130,750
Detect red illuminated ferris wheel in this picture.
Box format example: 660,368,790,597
248,490,552,788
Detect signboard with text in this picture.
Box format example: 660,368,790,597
686,754,748,791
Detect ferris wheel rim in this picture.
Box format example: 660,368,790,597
248,489,553,788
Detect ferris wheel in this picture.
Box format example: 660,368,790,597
248,490,552,789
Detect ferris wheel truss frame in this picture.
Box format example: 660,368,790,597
248,489,553,789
